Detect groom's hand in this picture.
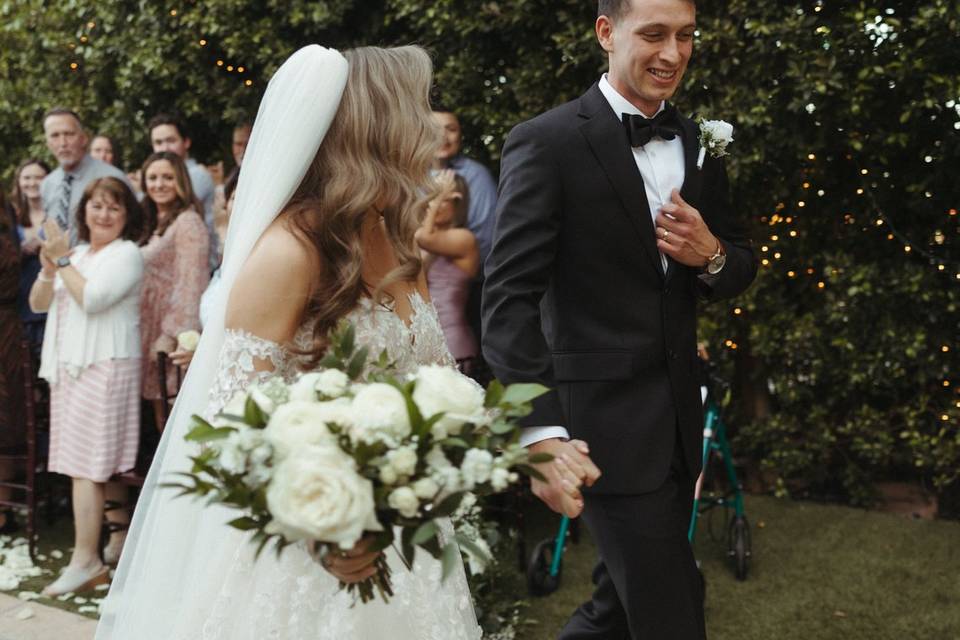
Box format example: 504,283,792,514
656,190,720,267
529,438,601,518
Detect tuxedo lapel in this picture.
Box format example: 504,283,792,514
577,84,665,279
665,114,705,283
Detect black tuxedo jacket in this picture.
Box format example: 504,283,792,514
482,83,757,495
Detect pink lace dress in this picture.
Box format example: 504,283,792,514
139,209,209,400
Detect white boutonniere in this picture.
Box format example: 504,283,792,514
697,118,734,169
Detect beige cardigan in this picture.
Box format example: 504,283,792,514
38,239,143,384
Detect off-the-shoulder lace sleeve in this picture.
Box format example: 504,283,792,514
205,329,292,417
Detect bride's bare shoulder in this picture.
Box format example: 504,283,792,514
225,216,320,342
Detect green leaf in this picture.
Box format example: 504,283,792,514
440,541,461,582
411,520,438,546
430,491,465,518
347,346,368,379
227,516,261,531
501,383,549,406
185,421,236,443
484,379,505,408
244,396,266,428
515,464,547,483
527,452,555,464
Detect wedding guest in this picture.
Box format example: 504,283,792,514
431,105,498,266
30,178,145,596
138,152,209,429
147,113,217,268
89,134,116,166
417,169,480,370
168,170,239,371
11,159,51,346
227,120,253,184
0,195,25,533
39,108,129,245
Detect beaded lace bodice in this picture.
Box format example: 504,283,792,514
184,291,479,640
207,291,455,416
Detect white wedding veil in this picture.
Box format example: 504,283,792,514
95,45,348,638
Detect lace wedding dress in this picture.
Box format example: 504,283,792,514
168,292,481,639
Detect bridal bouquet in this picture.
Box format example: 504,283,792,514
168,322,548,603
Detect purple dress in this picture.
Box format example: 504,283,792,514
425,256,478,361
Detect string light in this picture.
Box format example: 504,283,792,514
199,39,207,46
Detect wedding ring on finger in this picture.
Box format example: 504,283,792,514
662,229,670,240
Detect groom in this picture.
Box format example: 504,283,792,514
482,0,757,637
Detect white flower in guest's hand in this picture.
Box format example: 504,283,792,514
349,383,411,445
263,400,348,460
387,487,420,518
697,118,734,169
176,330,201,352
412,365,486,439
266,445,380,548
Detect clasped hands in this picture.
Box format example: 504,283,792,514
529,438,601,519
37,220,71,274
655,189,720,268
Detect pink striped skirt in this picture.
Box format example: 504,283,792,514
48,358,141,482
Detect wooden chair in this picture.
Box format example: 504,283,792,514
0,337,47,561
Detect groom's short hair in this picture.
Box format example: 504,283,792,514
598,0,694,22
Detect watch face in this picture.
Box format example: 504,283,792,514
57,255,70,268
707,254,726,275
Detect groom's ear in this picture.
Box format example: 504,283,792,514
596,15,615,53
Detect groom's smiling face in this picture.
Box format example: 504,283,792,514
597,0,696,116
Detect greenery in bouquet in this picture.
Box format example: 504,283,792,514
166,321,550,603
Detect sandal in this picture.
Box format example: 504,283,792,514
42,563,109,597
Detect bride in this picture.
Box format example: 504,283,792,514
96,45,481,639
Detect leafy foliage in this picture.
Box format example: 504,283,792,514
2,0,957,505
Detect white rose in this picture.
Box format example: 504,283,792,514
412,477,440,500
266,445,381,548
387,446,418,477
176,330,201,352
460,449,494,487
490,467,512,492
412,365,485,440
316,369,350,398
263,400,349,460
387,487,420,518
349,383,411,445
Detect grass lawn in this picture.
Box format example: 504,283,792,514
517,495,960,640
2,494,958,640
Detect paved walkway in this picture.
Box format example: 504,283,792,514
0,594,95,640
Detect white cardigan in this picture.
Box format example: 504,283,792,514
38,239,144,384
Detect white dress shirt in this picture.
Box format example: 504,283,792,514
520,75,687,448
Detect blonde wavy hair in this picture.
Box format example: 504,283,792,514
285,45,439,363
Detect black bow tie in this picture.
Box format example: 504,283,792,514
622,106,683,147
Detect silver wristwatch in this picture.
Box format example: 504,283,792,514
56,255,71,269
705,242,726,275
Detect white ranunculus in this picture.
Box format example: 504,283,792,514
263,400,349,460
316,369,350,398
412,477,440,500
461,449,494,488
349,383,411,445
176,330,201,352
287,373,325,402
412,365,486,440
265,445,380,548
379,464,399,485
387,487,420,518
387,446,418,477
